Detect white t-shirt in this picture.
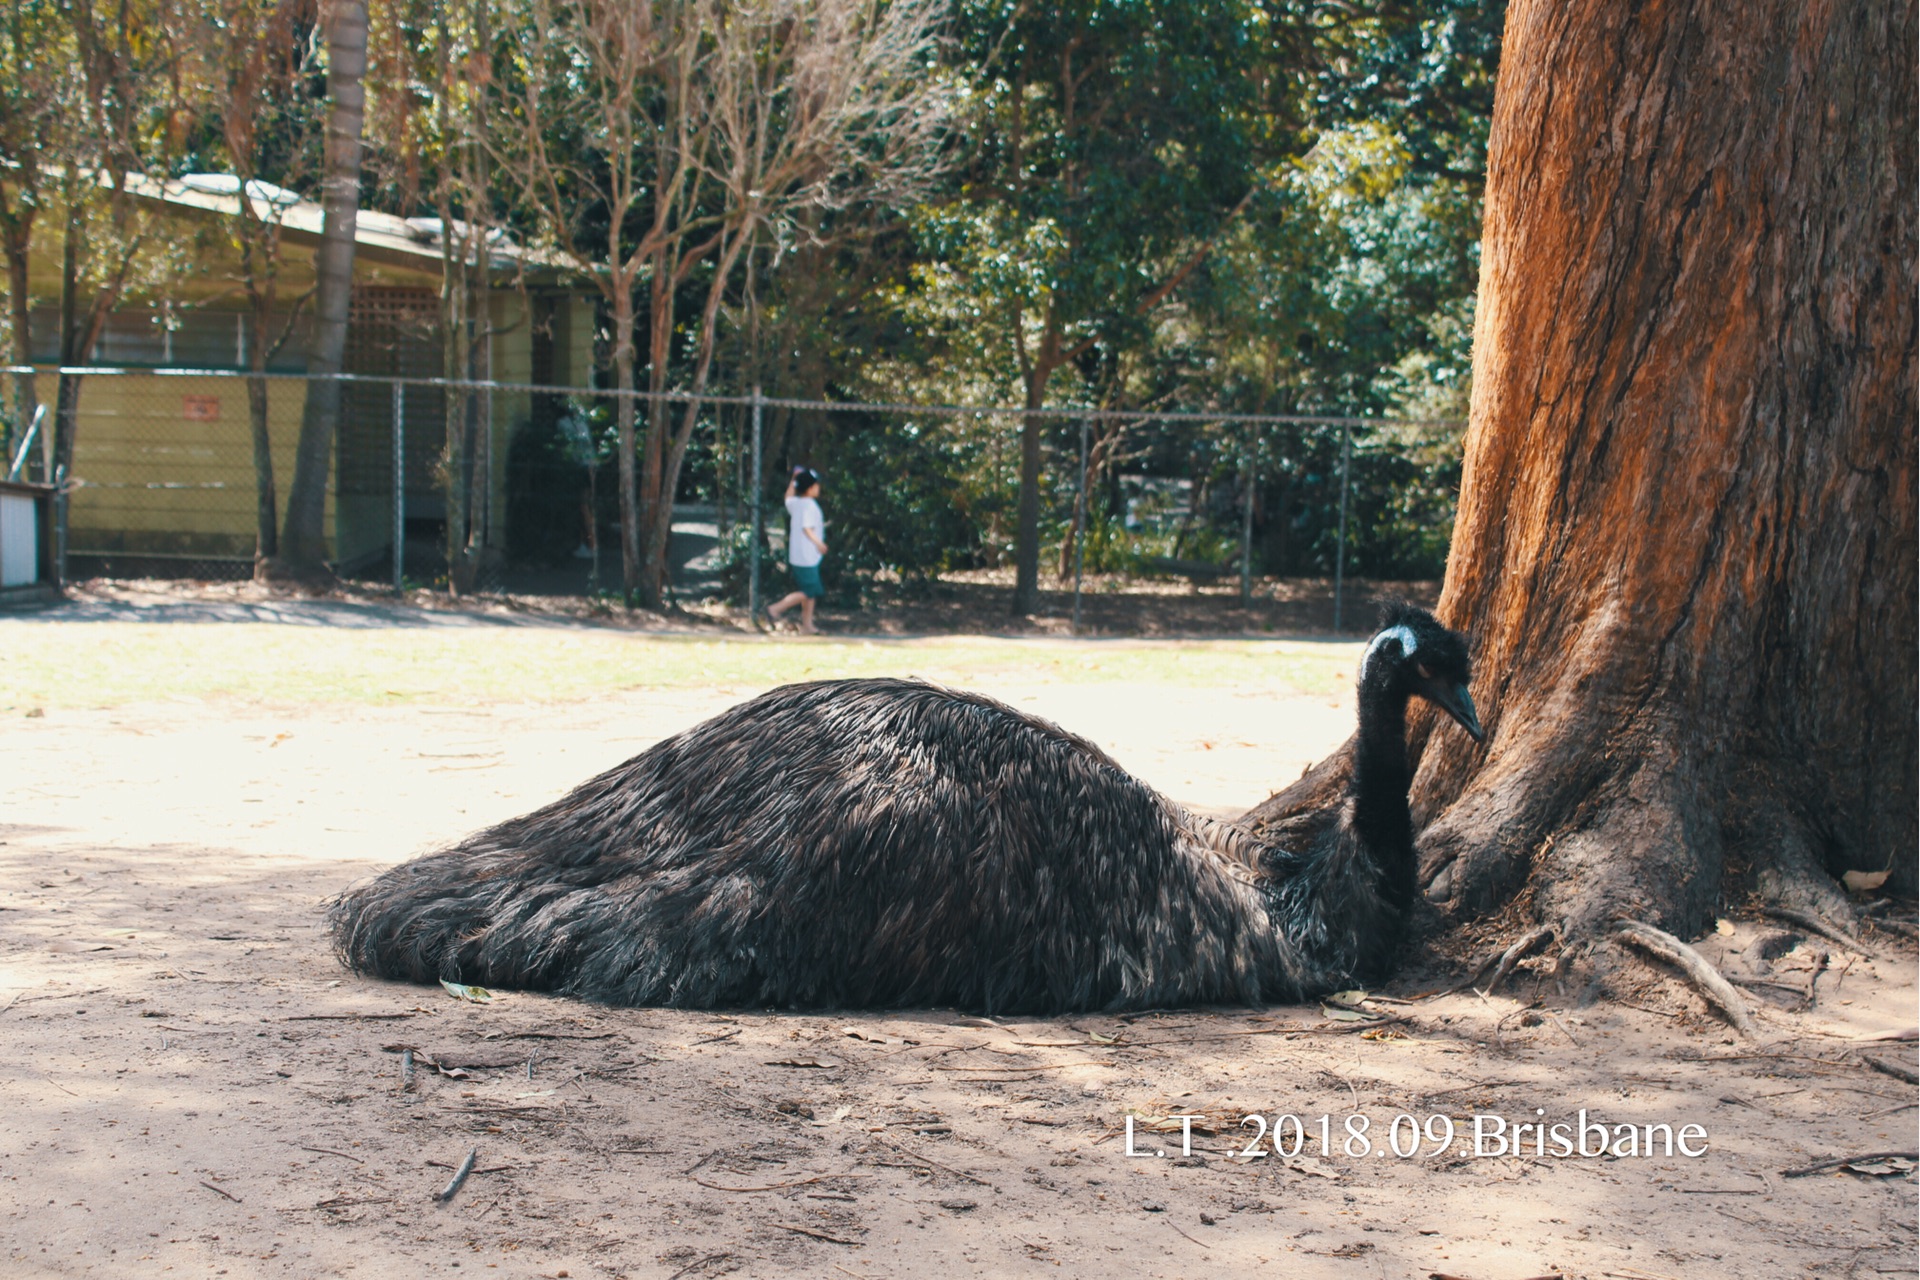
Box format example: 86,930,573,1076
785,495,825,567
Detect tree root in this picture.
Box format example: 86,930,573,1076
1612,920,1757,1037
1432,925,1555,998
1757,905,1878,956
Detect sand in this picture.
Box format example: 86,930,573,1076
1,605,1913,1279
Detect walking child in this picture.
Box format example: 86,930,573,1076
767,467,827,634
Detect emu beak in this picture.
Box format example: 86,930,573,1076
1429,681,1485,743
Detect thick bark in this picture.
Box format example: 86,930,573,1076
276,0,367,579
1244,0,1917,943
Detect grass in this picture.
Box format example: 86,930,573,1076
0,618,1363,710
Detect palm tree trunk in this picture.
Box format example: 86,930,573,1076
275,0,367,580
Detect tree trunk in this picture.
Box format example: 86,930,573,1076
276,0,367,580
1243,0,1917,946
613,281,643,603
1011,368,1049,615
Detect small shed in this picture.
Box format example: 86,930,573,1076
9,174,596,577
0,479,58,605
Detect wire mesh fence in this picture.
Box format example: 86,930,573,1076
0,365,1465,630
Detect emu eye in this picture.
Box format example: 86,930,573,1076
1415,662,1435,680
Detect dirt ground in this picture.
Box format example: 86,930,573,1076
1,591,1915,1279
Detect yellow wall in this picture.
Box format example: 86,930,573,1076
53,373,337,561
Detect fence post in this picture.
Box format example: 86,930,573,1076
53,462,67,589
748,385,763,625
392,380,405,592
1239,434,1255,607
1333,422,1351,632
1072,415,1089,635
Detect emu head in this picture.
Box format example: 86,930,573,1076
1361,604,1484,742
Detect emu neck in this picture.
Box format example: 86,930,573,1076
1350,682,1414,853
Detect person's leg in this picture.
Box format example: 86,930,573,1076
799,595,817,634
767,589,805,620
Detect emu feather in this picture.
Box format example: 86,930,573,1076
329,604,1482,1013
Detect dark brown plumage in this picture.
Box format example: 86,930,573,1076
329,604,1482,1013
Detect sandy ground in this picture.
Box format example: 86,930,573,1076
1,603,1915,1279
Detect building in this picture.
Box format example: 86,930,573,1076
10,174,597,576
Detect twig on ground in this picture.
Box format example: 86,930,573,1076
400,1047,415,1092
1861,1055,1919,1085
296,1145,365,1163
1613,920,1756,1036
1757,906,1876,955
692,1173,870,1192
1868,917,1917,938
932,1062,1103,1072
198,1180,241,1203
435,1146,478,1204
665,1252,735,1280
288,1012,415,1021
872,1137,992,1187
1781,1150,1919,1177
770,1221,863,1245
427,1160,512,1174
480,1029,619,1041
1168,1221,1210,1249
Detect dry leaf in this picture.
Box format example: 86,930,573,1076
1715,919,1736,936
1843,869,1891,893
439,980,494,1004
1320,1006,1369,1022
1285,1156,1340,1179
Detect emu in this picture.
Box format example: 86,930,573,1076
329,603,1483,1013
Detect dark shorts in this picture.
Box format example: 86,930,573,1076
789,562,824,599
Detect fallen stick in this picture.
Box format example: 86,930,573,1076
198,1180,241,1203
481,1030,619,1041
427,1160,513,1175
1781,1150,1919,1178
872,1138,992,1188
771,1221,863,1245
435,1147,478,1204
1860,1056,1919,1085
932,1062,1104,1072
667,1254,737,1280
288,1012,416,1022
1612,920,1756,1036
297,1145,365,1164
692,1173,871,1193
1168,1220,1210,1249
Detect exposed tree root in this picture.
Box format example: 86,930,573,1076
1612,920,1757,1037
1429,925,1554,999
1756,906,1877,957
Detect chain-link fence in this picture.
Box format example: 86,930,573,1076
0,365,1464,630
